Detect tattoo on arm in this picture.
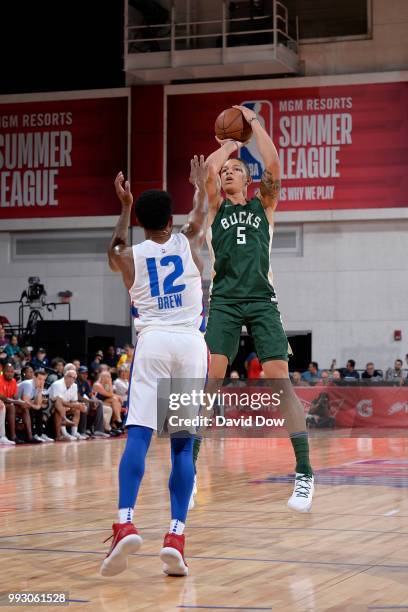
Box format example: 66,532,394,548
260,169,281,200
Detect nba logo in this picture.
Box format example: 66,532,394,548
239,100,273,182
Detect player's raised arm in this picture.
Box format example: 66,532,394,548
204,139,246,223
107,171,135,290
233,105,281,213
181,155,208,247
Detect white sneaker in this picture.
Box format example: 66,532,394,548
33,435,44,443
188,475,197,510
93,431,110,438
78,433,88,440
60,433,76,442
287,473,314,513
41,434,55,443
0,436,16,446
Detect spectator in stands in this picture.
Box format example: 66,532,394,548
0,362,37,444
90,351,104,378
291,371,307,386
0,324,8,346
225,370,246,389
104,346,118,370
21,365,34,380
244,351,262,379
0,398,14,445
31,348,49,370
46,358,66,387
386,359,405,383
64,364,89,438
93,370,123,433
5,335,21,360
362,362,382,381
332,370,341,381
301,362,321,383
113,364,130,404
76,366,109,438
117,344,134,369
72,359,81,370
320,370,330,385
20,346,33,368
340,359,360,380
306,392,336,429
18,370,53,443
49,370,83,441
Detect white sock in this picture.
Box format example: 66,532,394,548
71,426,78,435
118,508,134,524
61,426,67,435
170,519,185,535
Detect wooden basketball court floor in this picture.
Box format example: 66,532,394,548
0,435,407,612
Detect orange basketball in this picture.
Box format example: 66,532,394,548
214,107,252,142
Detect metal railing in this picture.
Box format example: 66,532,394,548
126,0,298,59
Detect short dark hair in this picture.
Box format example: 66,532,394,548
347,359,356,368
366,362,374,367
396,358,403,365
51,357,65,368
34,369,47,377
310,361,319,370
135,189,172,230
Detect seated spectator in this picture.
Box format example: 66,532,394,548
306,392,336,429
5,335,21,360
386,359,405,383
113,365,130,404
244,351,262,379
301,362,321,383
72,359,81,370
104,346,118,370
46,358,66,387
20,365,34,381
90,351,104,379
0,362,37,444
225,370,246,388
291,371,307,386
48,370,83,441
0,323,9,346
331,370,341,381
117,344,135,369
362,362,383,381
64,364,89,438
340,359,360,380
76,366,109,438
93,371,123,433
320,370,330,385
18,370,53,443
0,398,14,445
30,348,49,370
20,346,33,368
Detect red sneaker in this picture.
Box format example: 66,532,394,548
160,532,188,576
100,523,142,577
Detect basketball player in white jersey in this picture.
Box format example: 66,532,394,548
101,159,207,578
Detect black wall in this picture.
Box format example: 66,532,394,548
0,1,124,95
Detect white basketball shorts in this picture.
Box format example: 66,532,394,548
126,327,208,432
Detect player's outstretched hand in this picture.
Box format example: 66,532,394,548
232,104,257,123
114,171,133,207
189,154,206,189
215,136,249,149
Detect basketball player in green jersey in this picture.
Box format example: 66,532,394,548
202,104,314,512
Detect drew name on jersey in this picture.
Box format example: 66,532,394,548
158,293,183,310
221,210,262,231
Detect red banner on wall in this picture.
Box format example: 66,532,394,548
167,81,408,213
295,385,408,428
0,96,127,218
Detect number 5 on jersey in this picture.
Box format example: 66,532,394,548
237,226,246,244
146,255,186,297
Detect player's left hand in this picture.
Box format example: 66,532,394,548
233,104,257,123
114,171,133,207
189,155,206,188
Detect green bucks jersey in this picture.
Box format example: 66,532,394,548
206,197,277,303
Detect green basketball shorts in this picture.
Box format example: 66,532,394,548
205,300,290,364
